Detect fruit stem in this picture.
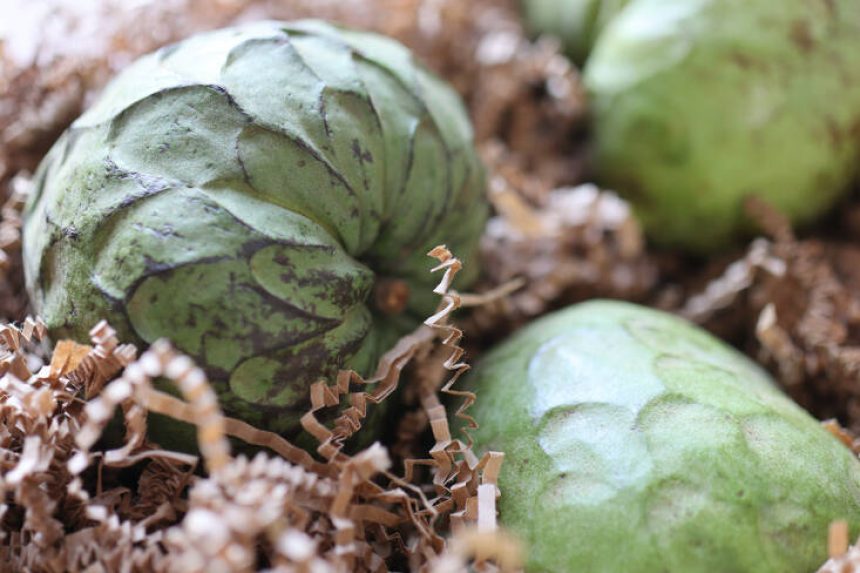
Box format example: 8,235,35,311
373,278,410,316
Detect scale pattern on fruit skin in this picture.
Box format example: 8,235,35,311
22,20,488,436
468,300,860,573
584,0,860,253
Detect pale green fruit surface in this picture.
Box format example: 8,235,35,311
468,300,860,572
23,20,487,436
584,0,860,253
521,0,631,65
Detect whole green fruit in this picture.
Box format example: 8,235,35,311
23,20,488,437
467,300,860,572
521,0,630,65
584,0,860,253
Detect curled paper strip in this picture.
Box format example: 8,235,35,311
1,245,517,571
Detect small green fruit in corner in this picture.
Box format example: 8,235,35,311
23,20,488,442
584,0,860,253
467,300,860,572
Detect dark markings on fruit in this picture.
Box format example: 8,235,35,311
319,89,333,139
272,248,369,312
233,136,253,189
789,21,816,53
104,157,175,211
244,121,360,201
351,139,374,164
266,343,344,397
730,52,755,70
267,341,334,403
140,254,227,277
824,116,860,151
850,117,860,140
129,262,342,359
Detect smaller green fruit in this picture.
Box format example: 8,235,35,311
468,300,860,572
584,0,860,252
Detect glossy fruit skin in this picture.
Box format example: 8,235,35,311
23,20,487,436
467,300,860,572
584,0,860,253
521,0,630,65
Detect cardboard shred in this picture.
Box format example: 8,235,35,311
0,244,518,572
466,181,658,339
818,520,860,573
680,201,860,435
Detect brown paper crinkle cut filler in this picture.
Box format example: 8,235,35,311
818,520,860,573
681,199,860,433
1,246,519,572
467,180,658,339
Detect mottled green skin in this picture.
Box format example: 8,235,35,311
584,0,860,253
23,20,487,436
467,300,860,572
521,0,630,65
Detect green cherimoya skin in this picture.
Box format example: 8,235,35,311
467,300,860,572
584,0,860,253
23,20,488,440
